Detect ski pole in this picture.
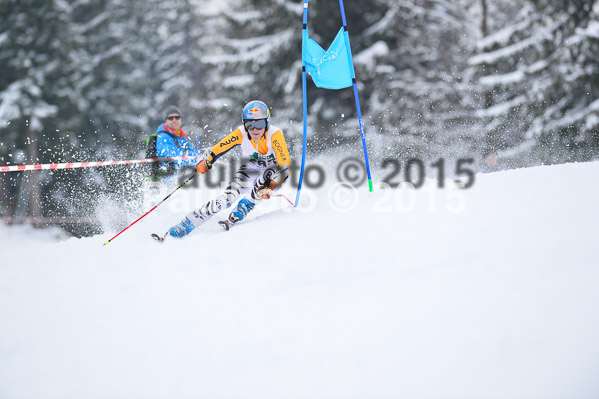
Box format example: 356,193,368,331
274,193,294,206
103,172,198,246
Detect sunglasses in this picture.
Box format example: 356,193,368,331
244,119,267,131
167,115,181,120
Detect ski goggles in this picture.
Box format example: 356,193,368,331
167,115,181,120
244,119,267,131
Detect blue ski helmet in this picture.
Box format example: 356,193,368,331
242,100,270,132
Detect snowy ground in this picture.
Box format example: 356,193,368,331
1,161,599,398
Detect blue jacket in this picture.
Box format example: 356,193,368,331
155,123,201,170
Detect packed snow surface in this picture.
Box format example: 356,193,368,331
1,161,599,398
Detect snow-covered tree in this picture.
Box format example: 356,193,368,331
352,0,480,165
60,0,211,234
198,0,303,151
72,0,208,159
0,0,85,219
3,0,598,231
1,0,211,226
469,0,599,167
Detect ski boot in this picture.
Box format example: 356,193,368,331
168,217,196,238
219,199,254,231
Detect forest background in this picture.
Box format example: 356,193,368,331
1,0,598,234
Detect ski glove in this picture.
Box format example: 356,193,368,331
264,165,290,189
256,185,273,200
196,159,212,174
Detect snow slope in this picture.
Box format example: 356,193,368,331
1,161,599,399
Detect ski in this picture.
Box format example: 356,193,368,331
151,233,166,243
154,219,232,242
218,219,233,231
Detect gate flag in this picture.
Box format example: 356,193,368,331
303,27,352,90
295,0,374,207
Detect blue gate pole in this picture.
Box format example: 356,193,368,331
338,0,373,192
294,0,310,207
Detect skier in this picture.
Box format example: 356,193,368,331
166,100,291,238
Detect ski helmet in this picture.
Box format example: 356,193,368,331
242,100,270,132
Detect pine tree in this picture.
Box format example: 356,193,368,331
469,0,599,167
198,0,303,151
0,0,85,220
60,0,211,234
353,0,480,165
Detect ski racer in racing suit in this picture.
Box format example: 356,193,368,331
167,100,291,238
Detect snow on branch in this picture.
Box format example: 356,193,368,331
579,20,599,39
469,15,568,66
203,29,294,66
363,4,399,37
480,70,525,86
354,41,390,71
544,98,599,133
566,20,599,46
479,58,551,87
225,10,262,25
476,15,534,50
222,74,254,88
476,95,526,118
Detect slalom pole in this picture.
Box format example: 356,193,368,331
338,0,373,192
103,171,198,246
294,0,310,207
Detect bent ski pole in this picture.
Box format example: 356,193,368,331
103,172,198,246
274,193,294,206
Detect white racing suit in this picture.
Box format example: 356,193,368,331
185,124,290,228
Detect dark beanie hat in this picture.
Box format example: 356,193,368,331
163,106,182,120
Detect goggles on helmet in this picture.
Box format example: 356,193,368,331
244,118,267,131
